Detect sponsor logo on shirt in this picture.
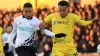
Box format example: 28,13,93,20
19,27,33,32
53,20,70,24
53,20,57,25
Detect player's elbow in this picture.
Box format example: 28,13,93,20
40,22,49,29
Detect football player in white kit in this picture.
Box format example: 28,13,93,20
3,3,66,56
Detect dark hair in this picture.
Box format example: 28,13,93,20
58,1,69,7
6,24,12,28
23,2,32,8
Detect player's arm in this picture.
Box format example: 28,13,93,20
37,29,66,38
37,24,66,38
74,14,99,26
43,29,66,38
74,14,92,26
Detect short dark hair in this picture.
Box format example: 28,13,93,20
58,1,69,7
23,2,32,8
6,24,12,28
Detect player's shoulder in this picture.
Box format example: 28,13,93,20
14,15,23,22
68,13,78,16
32,16,40,21
32,16,40,23
68,13,75,15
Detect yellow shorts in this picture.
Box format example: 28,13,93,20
51,48,78,56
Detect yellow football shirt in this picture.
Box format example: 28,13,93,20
44,13,92,49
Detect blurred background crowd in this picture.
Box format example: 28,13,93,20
0,0,100,56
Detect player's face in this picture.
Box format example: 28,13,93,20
58,5,69,18
6,26,12,33
23,7,33,19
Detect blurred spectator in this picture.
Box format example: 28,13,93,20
3,14,10,25
80,43,88,53
51,6,58,13
39,8,49,22
87,41,97,53
97,37,100,45
2,25,14,56
43,36,52,56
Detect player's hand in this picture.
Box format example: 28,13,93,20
55,33,66,38
92,17,100,23
3,43,9,51
39,22,48,29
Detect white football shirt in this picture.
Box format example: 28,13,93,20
8,15,40,48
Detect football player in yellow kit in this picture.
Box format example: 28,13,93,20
40,1,100,56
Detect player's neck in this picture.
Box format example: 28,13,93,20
61,13,68,18
23,16,32,20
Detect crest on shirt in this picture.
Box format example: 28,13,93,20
53,20,57,25
30,23,34,26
